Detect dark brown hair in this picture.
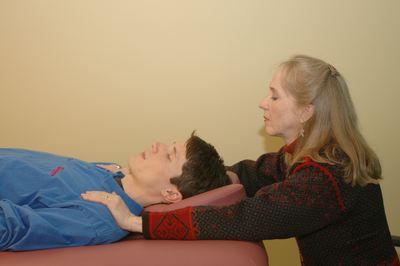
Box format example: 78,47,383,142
170,131,232,199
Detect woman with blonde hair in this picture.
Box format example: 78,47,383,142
280,55,381,187
83,55,399,265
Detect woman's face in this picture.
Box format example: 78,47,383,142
258,68,303,145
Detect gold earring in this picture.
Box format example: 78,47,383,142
299,128,305,138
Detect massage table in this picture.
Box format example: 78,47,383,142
0,172,269,265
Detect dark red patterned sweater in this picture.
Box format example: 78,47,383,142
143,145,399,265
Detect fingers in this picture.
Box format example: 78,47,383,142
81,191,137,232
96,164,122,172
81,191,115,204
96,164,110,169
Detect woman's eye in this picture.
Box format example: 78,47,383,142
271,97,278,100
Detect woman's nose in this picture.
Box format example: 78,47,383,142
259,97,268,110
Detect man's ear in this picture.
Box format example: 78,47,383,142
161,189,183,204
300,104,314,123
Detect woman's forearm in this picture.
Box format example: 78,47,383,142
131,216,143,233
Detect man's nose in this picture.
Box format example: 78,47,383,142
151,142,168,154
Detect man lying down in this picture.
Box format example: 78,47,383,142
0,132,231,251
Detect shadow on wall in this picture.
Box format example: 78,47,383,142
258,126,285,153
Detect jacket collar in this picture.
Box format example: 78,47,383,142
283,139,297,154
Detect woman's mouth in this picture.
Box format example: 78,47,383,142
263,116,270,122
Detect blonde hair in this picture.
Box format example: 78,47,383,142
279,55,381,186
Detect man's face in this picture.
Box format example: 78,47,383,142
128,141,187,196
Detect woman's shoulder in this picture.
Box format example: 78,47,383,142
290,148,348,179
321,147,349,163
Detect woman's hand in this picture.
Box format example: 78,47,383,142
97,164,131,177
81,191,143,233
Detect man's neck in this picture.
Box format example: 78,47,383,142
121,174,163,207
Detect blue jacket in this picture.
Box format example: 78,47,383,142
0,148,143,251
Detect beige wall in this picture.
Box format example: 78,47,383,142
1,0,399,264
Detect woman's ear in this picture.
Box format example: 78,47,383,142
300,104,314,123
161,189,183,204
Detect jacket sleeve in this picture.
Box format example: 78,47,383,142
0,199,120,251
143,158,346,241
228,149,287,197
